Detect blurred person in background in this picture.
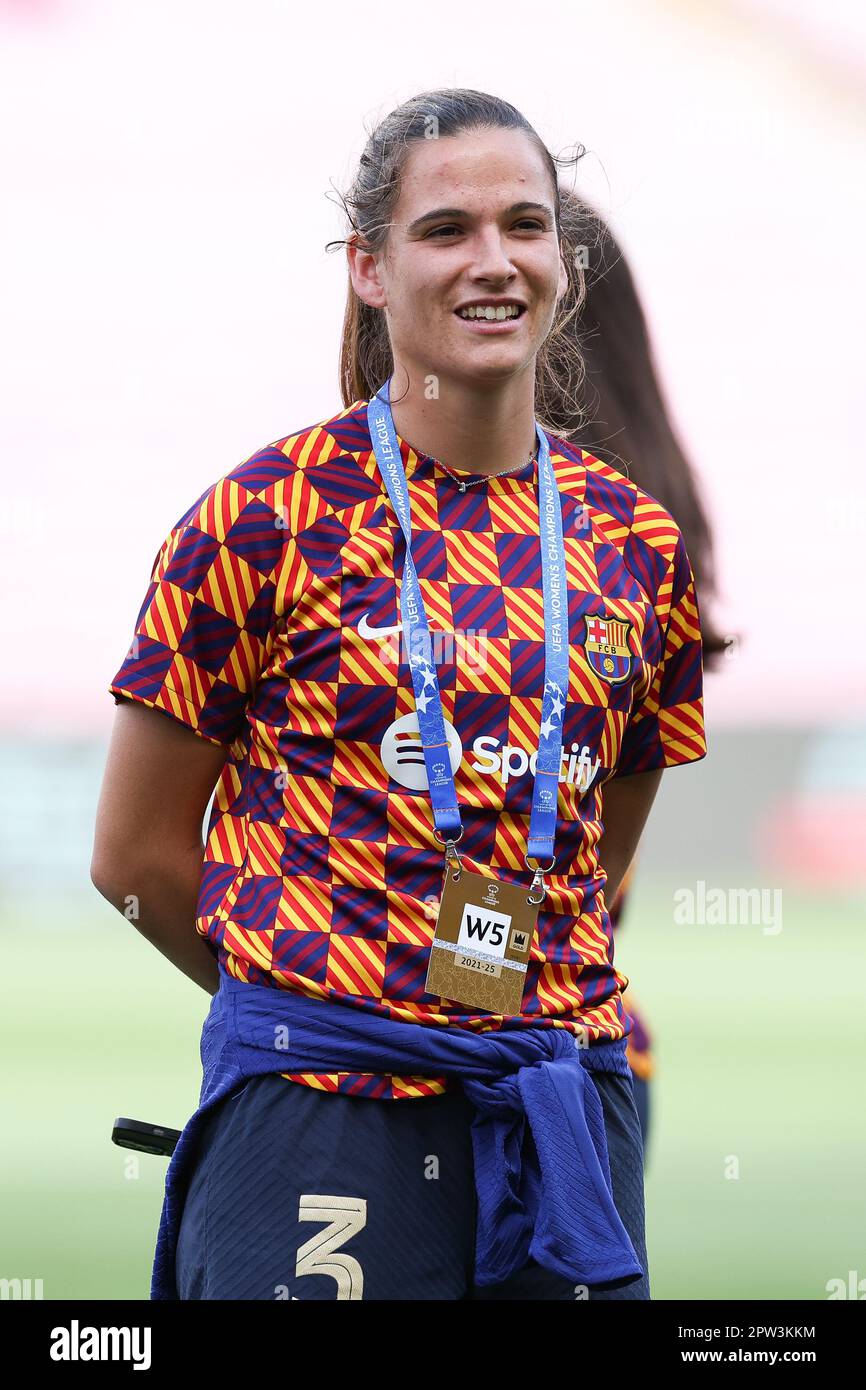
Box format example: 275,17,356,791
557,188,727,1160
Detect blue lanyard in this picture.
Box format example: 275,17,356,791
367,375,570,884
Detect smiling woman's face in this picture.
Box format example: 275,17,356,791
371,127,569,388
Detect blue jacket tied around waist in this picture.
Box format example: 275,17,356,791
151,970,644,1298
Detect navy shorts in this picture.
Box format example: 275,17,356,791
175,1068,650,1301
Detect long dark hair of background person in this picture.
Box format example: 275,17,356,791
557,187,726,666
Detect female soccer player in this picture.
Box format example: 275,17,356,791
92,88,707,1301
556,188,726,1155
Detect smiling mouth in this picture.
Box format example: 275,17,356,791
453,309,527,336
454,305,527,322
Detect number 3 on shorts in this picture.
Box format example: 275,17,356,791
292,1195,367,1300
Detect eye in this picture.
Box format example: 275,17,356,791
425,219,548,240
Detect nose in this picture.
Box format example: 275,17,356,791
467,223,518,284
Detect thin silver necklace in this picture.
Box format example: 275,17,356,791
404,437,539,492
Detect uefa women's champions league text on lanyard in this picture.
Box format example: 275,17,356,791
367,378,570,1015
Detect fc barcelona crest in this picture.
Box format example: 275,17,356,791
584,614,634,684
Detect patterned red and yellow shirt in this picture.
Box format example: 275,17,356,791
608,861,655,1082
108,398,706,1098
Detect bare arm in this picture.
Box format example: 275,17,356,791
90,701,232,994
597,768,664,907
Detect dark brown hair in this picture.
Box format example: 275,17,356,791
555,189,726,664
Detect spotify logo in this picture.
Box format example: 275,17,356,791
380,713,463,791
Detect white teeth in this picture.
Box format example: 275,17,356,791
458,304,522,320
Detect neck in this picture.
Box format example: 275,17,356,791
386,362,539,476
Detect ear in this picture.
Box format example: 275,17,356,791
347,235,388,311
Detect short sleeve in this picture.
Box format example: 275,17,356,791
108,475,288,748
613,531,707,777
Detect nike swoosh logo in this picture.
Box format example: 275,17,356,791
358,612,403,639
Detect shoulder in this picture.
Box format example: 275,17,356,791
171,400,372,531
258,398,372,483
547,430,687,582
